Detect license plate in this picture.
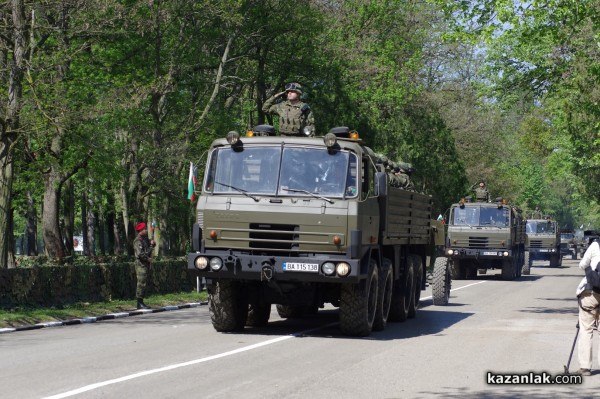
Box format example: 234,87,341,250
538,249,549,252
283,262,319,272
483,251,497,256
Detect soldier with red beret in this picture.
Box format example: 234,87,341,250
133,222,155,309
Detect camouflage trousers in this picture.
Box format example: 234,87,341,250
135,262,149,298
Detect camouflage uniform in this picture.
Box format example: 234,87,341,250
133,233,153,300
390,162,415,191
471,182,490,202
262,94,315,136
531,208,543,219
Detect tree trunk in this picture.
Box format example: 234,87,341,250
0,0,26,268
26,191,37,255
86,200,96,256
42,173,65,258
63,180,74,256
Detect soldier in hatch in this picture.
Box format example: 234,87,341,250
471,179,490,202
531,206,543,219
262,83,315,136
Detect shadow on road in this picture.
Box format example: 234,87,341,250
233,303,475,341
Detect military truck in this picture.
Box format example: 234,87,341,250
559,231,578,260
443,197,526,280
522,218,561,273
187,126,448,336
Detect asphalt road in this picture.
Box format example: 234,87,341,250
1,259,596,399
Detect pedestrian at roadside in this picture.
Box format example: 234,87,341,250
575,238,600,376
134,222,155,310
262,82,315,136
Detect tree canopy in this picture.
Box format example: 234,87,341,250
1,0,598,265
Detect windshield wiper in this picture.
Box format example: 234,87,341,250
214,181,259,202
281,187,334,204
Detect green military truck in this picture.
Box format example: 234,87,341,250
187,126,448,336
444,197,526,280
522,218,561,274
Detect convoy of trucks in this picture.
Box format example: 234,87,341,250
187,124,587,335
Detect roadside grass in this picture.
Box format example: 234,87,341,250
0,291,208,329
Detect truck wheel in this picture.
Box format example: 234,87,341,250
246,303,271,327
275,304,305,319
501,258,515,280
572,250,577,260
408,255,423,318
432,257,451,305
373,258,393,331
208,280,248,332
549,255,558,268
388,258,414,322
450,259,465,280
340,259,378,336
522,252,531,275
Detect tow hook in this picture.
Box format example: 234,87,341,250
261,261,274,281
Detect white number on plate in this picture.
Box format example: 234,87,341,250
283,262,319,272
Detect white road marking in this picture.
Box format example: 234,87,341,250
421,280,487,300
43,323,338,399
44,280,487,398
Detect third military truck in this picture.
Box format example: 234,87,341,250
522,218,561,274
187,126,448,337
444,197,526,280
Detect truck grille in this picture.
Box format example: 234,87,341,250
469,237,489,248
249,223,298,251
530,240,544,248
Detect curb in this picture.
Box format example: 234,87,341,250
0,301,208,335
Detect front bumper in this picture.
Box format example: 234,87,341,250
187,249,362,283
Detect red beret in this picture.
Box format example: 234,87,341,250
135,222,146,232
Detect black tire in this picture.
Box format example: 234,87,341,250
340,259,378,336
572,250,577,260
501,258,515,280
450,259,465,280
373,258,393,331
388,258,414,322
208,280,248,332
549,254,559,268
246,303,271,327
522,252,531,275
408,255,423,318
432,257,451,306
275,304,305,319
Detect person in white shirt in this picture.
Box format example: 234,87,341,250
576,239,600,376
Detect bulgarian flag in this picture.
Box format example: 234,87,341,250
187,162,198,201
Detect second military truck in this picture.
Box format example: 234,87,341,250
444,197,526,280
188,126,447,336
523,218,561,273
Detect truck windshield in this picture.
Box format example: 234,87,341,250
451,205,509,227
526,221,556,234
204,145,358,198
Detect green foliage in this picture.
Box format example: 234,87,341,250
5,0,599,263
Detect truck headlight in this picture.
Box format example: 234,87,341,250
209,257,223,271
336,262,351,277
322,262,336,276
195,256,209,270
447,249,454,255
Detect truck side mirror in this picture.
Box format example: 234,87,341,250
375,171,388,197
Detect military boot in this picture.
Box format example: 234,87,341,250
137,298,150,310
